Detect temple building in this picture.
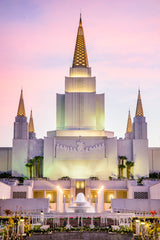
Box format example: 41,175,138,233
1,16,160,215
0,16,160,180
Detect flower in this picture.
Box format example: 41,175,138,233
150,210,157,216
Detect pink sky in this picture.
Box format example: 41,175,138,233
0,0,160,147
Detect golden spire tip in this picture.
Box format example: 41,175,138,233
29,109,35,133
79,13,82,26
126,109,132,133
135,89,144,117
17,89,26,116
72,15,89,68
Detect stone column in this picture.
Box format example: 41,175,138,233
114,190,117,199
85,179,90,202
44,190,46,198
71,179,76,201
63,196,66,212
95,197,97,212
98,188,104,213
57,188,63,212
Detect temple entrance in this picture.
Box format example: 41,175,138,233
76,180,85,195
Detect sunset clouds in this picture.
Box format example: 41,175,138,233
0,0,160,146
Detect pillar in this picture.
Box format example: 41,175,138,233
57,189,63,212
114,190,117,199
98,188,104,213
44,190,46,198
63,196,66,212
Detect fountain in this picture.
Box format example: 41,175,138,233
67,193,95,213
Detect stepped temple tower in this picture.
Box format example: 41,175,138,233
43,16,149,179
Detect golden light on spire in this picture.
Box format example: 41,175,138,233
135,90,144,117
29,110,35,133
17,89,26,116
126,110,133,133
79,13,82,27
72,15,89,68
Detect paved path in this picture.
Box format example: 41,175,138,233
26,232,133,240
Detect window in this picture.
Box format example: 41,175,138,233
134,192,148,199
13,192,26,199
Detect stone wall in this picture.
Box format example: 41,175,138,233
0,198,49,215
0,147,12,172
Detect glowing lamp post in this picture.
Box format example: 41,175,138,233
135,219,140,235
140,221,145,236
20,217,24,235
40,211,44,225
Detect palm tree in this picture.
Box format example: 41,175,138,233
25,159,33,179
39,156,43,177
118,164,126,179
118,156,127,179
25,163,30,178
33,156,43,178
32,158,36,178
125,161,134,179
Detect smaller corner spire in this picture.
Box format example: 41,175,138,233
135,89,144,117
126,110,133,133
29,110,35,133
17,89,26,116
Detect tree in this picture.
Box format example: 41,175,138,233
33,156,43,178
125,161,134,179
118,156,127,179
32,158,36,178
25,159,33,179
118,164,126,179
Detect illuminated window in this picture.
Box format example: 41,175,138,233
76,181,85,189
104,190,115,203
46,191,57,203
90,190,98,203
76,181,80,189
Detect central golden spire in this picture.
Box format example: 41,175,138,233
72,15,89,68
135,90,144,117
